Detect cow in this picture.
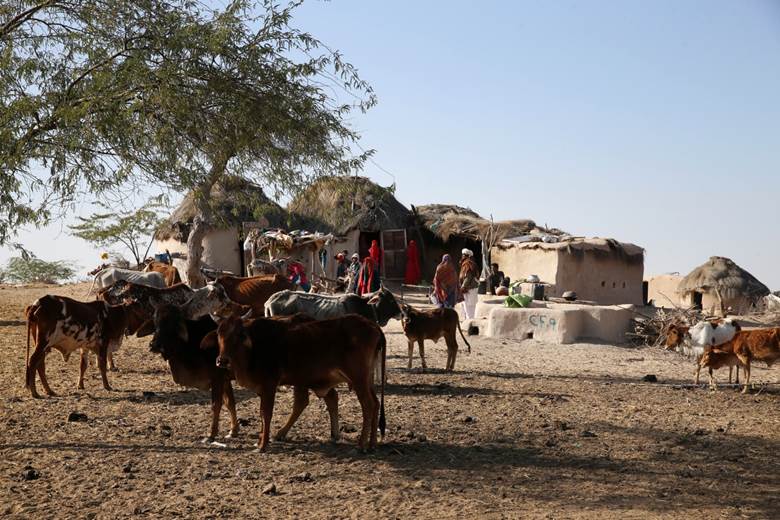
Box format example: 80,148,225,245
665,319,740,384
727,327,780,393
399,303,471,372
248,258,288,277
25,295,146,398
100,280,193,308
149,304,239,442
264,287,402,327
87,267,166,296
214,274,294,317
143,260,182,287
215,314,386,452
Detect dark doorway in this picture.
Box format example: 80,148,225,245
358,231,380,261
642,281,649,305
692,291,703,310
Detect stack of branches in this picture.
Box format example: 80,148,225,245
627,307,703,347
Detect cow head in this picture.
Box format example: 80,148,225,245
150,304,189,359
216,316,249,370
368,288,402,327
664,324,690,350
101,279,132,305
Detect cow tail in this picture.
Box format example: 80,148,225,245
379,331,386,438
86,271,100,297
457,319,472,353
25,307,32,371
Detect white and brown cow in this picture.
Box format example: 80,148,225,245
24,295,146,398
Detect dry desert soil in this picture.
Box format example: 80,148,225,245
1,283,779,519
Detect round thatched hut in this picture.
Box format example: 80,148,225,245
153,176,288,281
678,256,769,315
288,176,412,279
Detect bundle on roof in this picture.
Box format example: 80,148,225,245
413,204,562,242
288,176,411,235
155,176,288,241
678,256,769,300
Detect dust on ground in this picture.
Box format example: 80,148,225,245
1,283,779,519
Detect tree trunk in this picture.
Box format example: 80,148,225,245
185,157,229,288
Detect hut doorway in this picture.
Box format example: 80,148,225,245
692,291,703,309
381,229,408,280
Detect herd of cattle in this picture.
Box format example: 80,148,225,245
21,261,470,452
19,260,780,451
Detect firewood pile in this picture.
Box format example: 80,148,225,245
627,307,702,347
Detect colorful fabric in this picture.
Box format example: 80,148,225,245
346,260,361,293
288,261,308,287
358,257,379,295
369,240,382,267
404,240,421,285
433,255,458,308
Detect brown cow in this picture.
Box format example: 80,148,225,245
728,328,780,393
699,349,745,390
400,303,471,372
216,314,386,452
144,260,182,287
25,295,146,398
213,274,294,316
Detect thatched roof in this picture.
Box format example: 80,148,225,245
155,176,289,241
496,237,645,265
288,176,412,235
413,204,561,242
678,256,769,300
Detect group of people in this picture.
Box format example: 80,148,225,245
334,240,384,295
432,248,481,320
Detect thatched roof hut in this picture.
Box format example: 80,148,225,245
678,256,769,301
412,204,562,242
155,176,288,241
288,176,411,236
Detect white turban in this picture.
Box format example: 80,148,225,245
461,248,473,257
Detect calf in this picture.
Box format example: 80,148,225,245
699,349,745,390
400,304,471,372
25,295,146,398
144,260,182,287
728,327,780,393
216,314,386,452
150,305,239,442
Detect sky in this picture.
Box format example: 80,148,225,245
2,0,779,287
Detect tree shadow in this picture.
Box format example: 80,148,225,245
384,382,502,397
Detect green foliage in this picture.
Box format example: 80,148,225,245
68,195,169,266
0,0,375,244
1,256,77,284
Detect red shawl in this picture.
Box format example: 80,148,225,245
433,259,458,300
404,240,421,285
369,240,382,267
357,257,375,296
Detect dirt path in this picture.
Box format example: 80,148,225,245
1,283,779,519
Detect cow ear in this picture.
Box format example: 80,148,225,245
200,332,217,350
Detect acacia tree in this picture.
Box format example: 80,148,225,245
68,196,168,267
2,1,375,287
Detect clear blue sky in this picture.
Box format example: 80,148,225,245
2,0,779,288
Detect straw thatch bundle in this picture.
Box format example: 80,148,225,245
288,176,411,235
498,237,645,265
155,176,288,241
678,256,769,301
413,204,559,242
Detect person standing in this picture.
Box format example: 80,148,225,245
288,260,311,292
459,248,480,320
433,254,458,308
368,239,382,286
346,253,361,293
404,240,421,285
358,256,380,295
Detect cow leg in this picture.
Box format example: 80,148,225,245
407,340,414,369
224,382,239,438
108,352,118,372
708,367,717,390
26,346,48,399
418,339,427,371
78,351,87,390
741,359,751,394
97,343,112,391
36,350,56,397
323,388,340,441
445,333,458,372
275,386,309,441
206,378,224,442
257,386,277,452
728,366,733,384
354,382,378,452
735,366,740,385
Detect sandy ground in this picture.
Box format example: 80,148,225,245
1,283,779,519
